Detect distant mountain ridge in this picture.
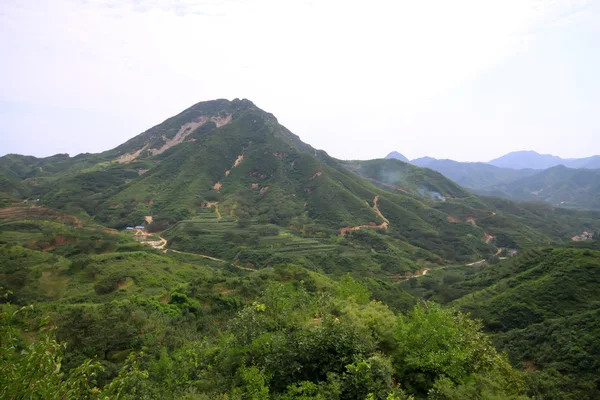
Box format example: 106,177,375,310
384,151,409,163
385,149,600,170
384,150,600,210
488,150,600,170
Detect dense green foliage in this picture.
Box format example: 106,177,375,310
3,99,600,398
400,247,600,399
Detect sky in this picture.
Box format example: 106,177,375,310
1,0,599,162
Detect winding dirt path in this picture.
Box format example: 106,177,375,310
203,202,222,219
138,233,226,262
140,235,167,250
465,247,504,266
340,196,389,235
372,196,389,224
166,248,225,262
483,232,495,244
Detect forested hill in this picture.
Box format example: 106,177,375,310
398,244,600,398
1,99,599,267
2,99,600,398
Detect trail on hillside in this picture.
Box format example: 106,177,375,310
340,196,389,235
166,248,225,262
139,233,167,250
404,268,430,280
138,233,227,262
465,247,504,266
203,201,222,219
372,196,389,223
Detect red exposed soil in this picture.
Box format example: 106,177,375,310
483,232,495,244
233,154,244,168
447,216,459,223
309,171,322,181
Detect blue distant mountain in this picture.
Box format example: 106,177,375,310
488,150,600,170
384,151,409,163
381,150,600,209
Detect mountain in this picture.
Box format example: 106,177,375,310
493,165,600,209
4,99,600,398
380,151,600,210
410,156,437,168
488,150,565,170
488,150,600,170
408,159,537,190
2,100,598,268
384,151,409,162
565,155,600,169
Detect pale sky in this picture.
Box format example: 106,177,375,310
1,0,599,162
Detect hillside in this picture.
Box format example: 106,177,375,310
1,196,534,399
2,100,599,271
395,245,600,399
3,99,600,398
382,153,600,210
493,165,600,210
455,248,600,398
3,196,597,398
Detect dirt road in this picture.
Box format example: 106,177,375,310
340,196,389,235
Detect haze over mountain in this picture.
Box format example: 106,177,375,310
384,151,409,163
384,150,600,210
488,151,600,170
386,150,600,170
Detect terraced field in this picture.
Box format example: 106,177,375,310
164,209,338,266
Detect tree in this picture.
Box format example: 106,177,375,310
0,291,148,399
336,274,371,304
56,302,145,361
393,302,525,397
